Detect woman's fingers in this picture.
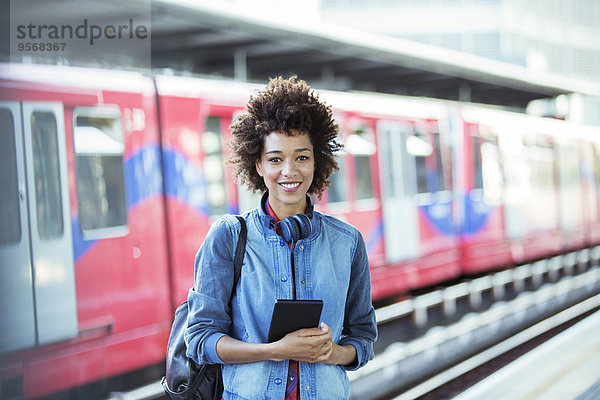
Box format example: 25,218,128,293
273,322,337,363
295,323,330,338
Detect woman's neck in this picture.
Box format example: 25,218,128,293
268,197,307,220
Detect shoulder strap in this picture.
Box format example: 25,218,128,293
230,216,247,303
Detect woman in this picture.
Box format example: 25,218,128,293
185,76,377,400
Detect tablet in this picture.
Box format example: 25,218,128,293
267,299,324,343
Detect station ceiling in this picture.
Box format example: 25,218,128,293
9,0,600,109
149,1,599,109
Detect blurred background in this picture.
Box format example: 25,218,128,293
1,1,600,399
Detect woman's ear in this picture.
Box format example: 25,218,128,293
255,159,263,177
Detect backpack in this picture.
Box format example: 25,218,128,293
161,216,247,400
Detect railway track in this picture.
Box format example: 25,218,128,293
409,297,600,400
107,247,600,400
349,247,600,400
393,295,600,400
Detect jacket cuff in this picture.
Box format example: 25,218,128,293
204,332,227,364
340,339,365,371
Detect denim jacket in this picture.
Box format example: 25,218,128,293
185,204,377,400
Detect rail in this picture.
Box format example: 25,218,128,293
374,248,595,327
393,292,600,400
349,247,600,400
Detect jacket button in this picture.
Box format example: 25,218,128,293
279,240,285,246
281,276,287,282
275,378,282,385
299,245,304,250
301,280,306,284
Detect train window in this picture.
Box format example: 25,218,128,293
433,131,446,192
31,112,64,240
355,156,373,200
348,126,376,201
472,127,505,203
203,116,227,216
530,139,554,188
0,109,21,245
407,128,433,194
472,135,484,190
378,127,397,198
328,155,347,203
559,144,580,187
74,109,127,236
594,146,600,196
480,141,503,205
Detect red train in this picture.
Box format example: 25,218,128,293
1,63,600,398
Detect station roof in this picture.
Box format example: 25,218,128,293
8,0,599,109
149,0,600,109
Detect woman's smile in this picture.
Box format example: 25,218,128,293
279,181,302,191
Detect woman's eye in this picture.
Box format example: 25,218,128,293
298,155,310,161
268,157,281,163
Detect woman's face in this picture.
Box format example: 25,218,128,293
256,130,315,218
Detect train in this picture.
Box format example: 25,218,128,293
1,62,600,399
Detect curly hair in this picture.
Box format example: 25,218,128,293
228,76,343,198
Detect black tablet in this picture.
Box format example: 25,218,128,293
267,299,324,343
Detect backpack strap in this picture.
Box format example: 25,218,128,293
229,216,247,305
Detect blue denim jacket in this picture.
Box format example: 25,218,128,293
185,204,377,400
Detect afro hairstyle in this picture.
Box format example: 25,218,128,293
228,76,343,198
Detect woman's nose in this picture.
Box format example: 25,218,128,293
282,159,297,176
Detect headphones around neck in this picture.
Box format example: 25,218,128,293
279,213,312,243
261,191,313,242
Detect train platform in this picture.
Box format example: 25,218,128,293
453,309,600,400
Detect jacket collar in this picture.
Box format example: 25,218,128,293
256,191,318,239
259,191,314,219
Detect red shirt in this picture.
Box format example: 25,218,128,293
265,200,301,400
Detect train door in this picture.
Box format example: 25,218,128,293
587,144,600,244
458,123,510,272
413,121,454,245
524,135,558,234
377,121,419,262
0,102,77,353
580,141,599,245
499,130,528,240
0,102,35,353
557,140,585,249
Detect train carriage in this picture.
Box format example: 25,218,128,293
153,75,256,307
452,109,508,273
319,91,462,299
0,64,171,398
460,105,600,271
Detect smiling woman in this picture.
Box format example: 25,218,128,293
181,76,378,400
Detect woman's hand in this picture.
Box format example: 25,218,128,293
270,322,332,363
215,323,355,365
270,323,357,366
